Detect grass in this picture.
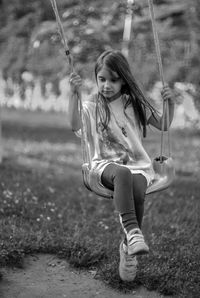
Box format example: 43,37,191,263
0,107,200,297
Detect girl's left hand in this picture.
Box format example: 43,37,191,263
161,85,175,105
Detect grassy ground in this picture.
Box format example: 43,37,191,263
0,107,200,297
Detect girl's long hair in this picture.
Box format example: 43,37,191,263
94,50,155,137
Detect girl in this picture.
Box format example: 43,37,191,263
68,50,175,281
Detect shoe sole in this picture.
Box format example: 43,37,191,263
119,242,137,282
128,245,149,256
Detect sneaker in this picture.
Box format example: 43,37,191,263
119,241,138,282
127,228,149,255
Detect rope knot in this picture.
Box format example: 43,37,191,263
65,50,70,56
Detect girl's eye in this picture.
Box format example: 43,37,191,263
111,77,120,83
99,77,105,82
98,77,120,83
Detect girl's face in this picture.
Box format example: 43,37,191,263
96,66,124,100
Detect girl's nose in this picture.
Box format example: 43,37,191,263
104,80,110,89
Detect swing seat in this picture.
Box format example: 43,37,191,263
82,156,175,198
82,163,113,198
146,156,175,194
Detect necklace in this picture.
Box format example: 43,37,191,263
109,100,128,137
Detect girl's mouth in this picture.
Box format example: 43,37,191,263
102,90,113,96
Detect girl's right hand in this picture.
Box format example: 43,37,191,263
69,73,82,93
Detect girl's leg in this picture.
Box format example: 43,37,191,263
101,164,147,229
131,174,147,229
101,164,139,232
101,164,149,255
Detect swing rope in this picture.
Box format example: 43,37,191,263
148,0,171,160
50,0,73,72
50,0,91,167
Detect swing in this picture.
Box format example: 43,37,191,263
50,0,175,198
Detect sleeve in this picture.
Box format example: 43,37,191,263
145,105,153,122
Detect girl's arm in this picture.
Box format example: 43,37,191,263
148,85,175,131
68,73,82,131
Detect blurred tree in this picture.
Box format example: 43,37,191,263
0,0,199,113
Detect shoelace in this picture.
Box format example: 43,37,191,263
128,232,144,245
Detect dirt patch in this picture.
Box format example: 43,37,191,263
0,254,165,298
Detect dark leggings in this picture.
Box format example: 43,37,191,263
101,163,147,228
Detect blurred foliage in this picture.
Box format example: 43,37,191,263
0,0,200,110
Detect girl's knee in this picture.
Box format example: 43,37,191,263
115,166,132,180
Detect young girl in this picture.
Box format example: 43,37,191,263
68,50,175,281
